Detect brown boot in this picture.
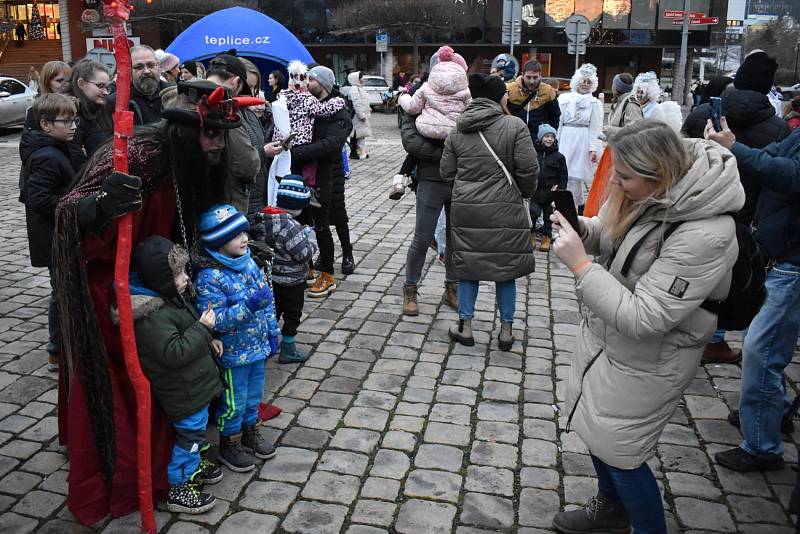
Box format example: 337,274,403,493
403,284,419,316
308,272,336,298
539,236,551,252
442,282,458,310
702,341,742,364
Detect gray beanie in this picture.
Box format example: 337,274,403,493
537,124,557,142
308,65,335,93
612,73,633,94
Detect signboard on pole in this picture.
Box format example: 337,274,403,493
376,31,388,52
502,0,522,46
564,14,590,70
664,10,704,18
671,16,719,25
567,42,587,55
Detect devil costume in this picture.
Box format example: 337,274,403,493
52,81,264,524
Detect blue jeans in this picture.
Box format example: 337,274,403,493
168,408,209,484
740,261,800,458
458,279,516,322
434,209,446,256
217,362,265,436
709,328,726,344
591,455,666,534
342,147,350,178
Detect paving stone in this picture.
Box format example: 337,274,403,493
521,438,558,467
694,420,742,445
354,390,397,411
381,430,416,451
309,392,353,410
441,370,481,388
217,511,278,534
282,501,348,534
39,519,96,534
523,418,557,441
520,467,560,490
345,527,387,534
459,492,514,530
0,512,38,534
370,449,410,479
474,421,519,444
395,402,429,417
404,469,462,503
659,423,700,447
351,499,396,527
390,415,425,433
429,403,471,425
296,407,343,431
482,381,520,402
685,395,730,419
279,379,319,400
518,488,560,528
329,428,381,454
301,471,360,505
360,477,400,501
0,376,53,405
395,499,457,534
414,443,464,472
470,441,518,469
317,450,369,476
280,427,331,450
0,470,40,494
177,498,230,525
343,407,389,431
259,447,317,483
485,366,523,383
728,495,788,523
665,472,722,500
239,481,299,514
673,497,736,532
563,475,597,504
714,464,771,497
465,465,514,496
424,422,471,446
658,444,711,475
476,402,518,422
372,359,414,376
12,489,64,517
319,376,362,394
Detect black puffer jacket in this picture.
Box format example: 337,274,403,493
106,80,172,125
19,130,79,267
682,87,791,224
74,103,113,158
400,112,446,182
533,141,568,202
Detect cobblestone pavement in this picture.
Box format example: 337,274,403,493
0,113,798,533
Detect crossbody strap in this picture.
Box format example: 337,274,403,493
477,131,519,194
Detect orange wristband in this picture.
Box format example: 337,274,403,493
570,259,592,274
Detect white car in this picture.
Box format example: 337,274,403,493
361,75,390,109
0,76,36,128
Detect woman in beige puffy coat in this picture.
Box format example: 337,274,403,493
549,119,744,534
342,71,371,159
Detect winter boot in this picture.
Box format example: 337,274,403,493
242,424,277,460
218,433,255,472
402,284,419,316
389,174,408,200
308,272,336,298
442,282,458,310
279,340,309,364
551,493,631,533
167,481,217,514
498,321,515,351
540,235,552,252
449,319,475,346
342,253,355,275
195,457,223,485
306,269,317,287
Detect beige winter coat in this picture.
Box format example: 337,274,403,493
565,138,745,470
342,72,372,139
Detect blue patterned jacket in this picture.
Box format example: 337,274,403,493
194,255,280,368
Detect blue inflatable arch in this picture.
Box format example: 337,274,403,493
166,7,314,85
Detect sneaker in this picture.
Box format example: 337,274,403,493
218,433,255,472
242,424,277,460
540,235,552,252
552,493,630,533
727,409,794,435
195,457,223,485
167,481,216,514
308,272,336,298
279,340,309,364
388,174,407,200
342,253,355,275
442,282,458,310
402,283,419,316
306,269,316,287
702,341,742,364
715,447,784,472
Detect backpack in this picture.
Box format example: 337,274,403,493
342,92,356,118
621,216,766,331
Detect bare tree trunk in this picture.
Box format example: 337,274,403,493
684,47,694,105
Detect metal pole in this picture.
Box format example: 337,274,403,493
509,0,516,56
674,0,691,105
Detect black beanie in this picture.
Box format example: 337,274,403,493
134,236,189,300
468,72,506,103
734,51,778,94
181,60,198,77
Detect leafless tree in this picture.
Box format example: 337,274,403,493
328,0,485,73
744,17,800,85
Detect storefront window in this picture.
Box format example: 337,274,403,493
7,2,60,40
630,0,657,29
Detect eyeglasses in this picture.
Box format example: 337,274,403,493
132,62,159,72
83,79,110,93
48,117,80,126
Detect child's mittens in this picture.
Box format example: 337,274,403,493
245,285,274,314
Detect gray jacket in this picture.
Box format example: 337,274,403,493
440,98,539,281
566,139,745,469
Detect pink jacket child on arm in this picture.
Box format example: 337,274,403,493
398,46,471,140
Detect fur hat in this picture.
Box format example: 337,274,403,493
734,51,778,94
134,236,189,299
198,204,250,250
468,72,506,103
275,175,311,211
180,60,198,77
287,60,309,91
537,124,557,142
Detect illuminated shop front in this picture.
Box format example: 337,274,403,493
1,1,61,40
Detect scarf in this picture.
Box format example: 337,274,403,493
204,246,252,272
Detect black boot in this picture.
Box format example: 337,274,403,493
242,425,277,460
341,253,355,275
167,481,216,514
195,457,223,485
218,433,255,472
552,493,630,533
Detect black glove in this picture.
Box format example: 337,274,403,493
97,171,143,218
249,240,274,271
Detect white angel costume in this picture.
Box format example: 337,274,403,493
557,64,603,207
267,96,291,207
633,72,683,132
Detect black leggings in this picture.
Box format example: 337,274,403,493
273,283,305,337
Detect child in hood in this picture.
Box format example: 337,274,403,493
194,204,280,473
532,124,568,252
128,236,224,514
253,176,318,363
389,45,471,200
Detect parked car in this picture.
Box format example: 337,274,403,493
361,75,390,109
0,76,35,128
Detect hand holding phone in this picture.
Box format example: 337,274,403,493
547,189,579,232
709,97,723,132
281,133,296,150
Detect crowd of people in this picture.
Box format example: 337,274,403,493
12,37,800,533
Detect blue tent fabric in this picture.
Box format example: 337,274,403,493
166,7,314,66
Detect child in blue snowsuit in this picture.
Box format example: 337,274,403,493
195,204,281,472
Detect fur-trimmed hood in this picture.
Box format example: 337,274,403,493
111,294,167,325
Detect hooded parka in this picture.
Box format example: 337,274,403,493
566,139,745,470
343,72,372,139
440,98,539,281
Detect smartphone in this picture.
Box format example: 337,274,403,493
547,189,580,231
281,133,296,150
709,97,723,132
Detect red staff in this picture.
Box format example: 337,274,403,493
102,1,156,532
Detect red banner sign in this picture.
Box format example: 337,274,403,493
672,16,719,25
664,10,705,18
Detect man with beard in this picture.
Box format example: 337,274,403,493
293,65,352,297
52,80,264,525
505,60,560,141
107,45,172,125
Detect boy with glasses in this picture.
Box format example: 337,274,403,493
19,93,83,371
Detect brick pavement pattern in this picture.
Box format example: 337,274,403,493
0,114,798,533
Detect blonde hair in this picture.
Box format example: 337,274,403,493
604,119,690,240
39,61,71,96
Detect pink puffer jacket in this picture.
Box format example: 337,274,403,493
399,61,471,140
